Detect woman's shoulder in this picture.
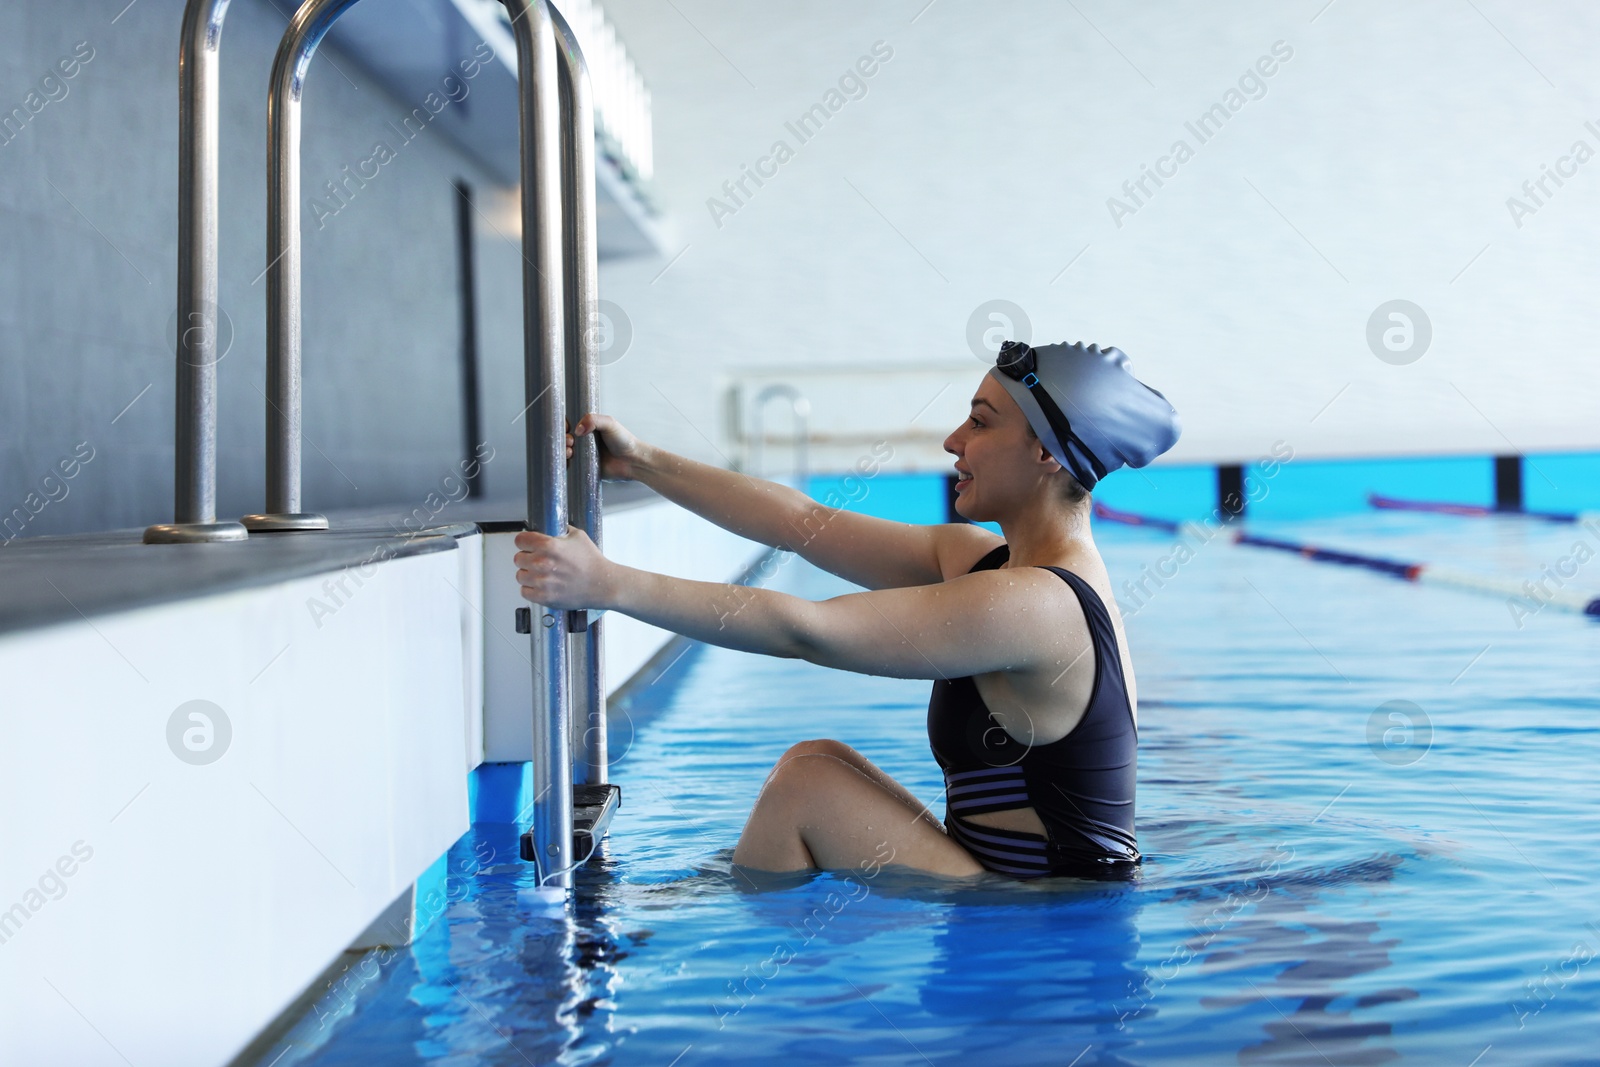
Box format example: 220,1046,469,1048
933,526,1007,581
1032,554,1116,613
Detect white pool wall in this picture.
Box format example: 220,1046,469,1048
0,496,766,1067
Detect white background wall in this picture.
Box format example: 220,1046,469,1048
592,0,1600,468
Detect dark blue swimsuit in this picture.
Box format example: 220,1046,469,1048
926,543,1141,880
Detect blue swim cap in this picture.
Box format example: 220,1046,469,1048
988,341,1181,490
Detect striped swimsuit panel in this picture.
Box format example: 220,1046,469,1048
927,543,1141,880
942,766,1053,877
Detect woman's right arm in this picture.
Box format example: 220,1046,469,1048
574,414,1000,590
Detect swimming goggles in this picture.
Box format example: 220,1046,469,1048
994,339,1108,488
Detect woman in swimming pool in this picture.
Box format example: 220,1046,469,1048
514,340,1180,880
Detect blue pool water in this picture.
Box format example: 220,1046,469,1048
254,510,1599,1066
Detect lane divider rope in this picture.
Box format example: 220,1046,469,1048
1092,502,1600,618
1368,492,1600,527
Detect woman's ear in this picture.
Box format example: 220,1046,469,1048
1035,441,1063,474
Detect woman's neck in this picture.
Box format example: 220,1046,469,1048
996,495,1095,568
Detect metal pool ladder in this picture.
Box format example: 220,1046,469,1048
143,0,249,544
157,0,618,889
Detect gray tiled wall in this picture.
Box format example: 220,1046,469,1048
0,0,529,538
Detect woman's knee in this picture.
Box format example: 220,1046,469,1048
779,738,856,763
762,740,855,797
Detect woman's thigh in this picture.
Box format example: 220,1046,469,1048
738,747,986,878
771,738,938,822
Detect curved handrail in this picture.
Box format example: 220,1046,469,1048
513,0,578,890
552,5,608,787
144,0,248,544
242,0,577,887
749,383,810,484
240,0,361,530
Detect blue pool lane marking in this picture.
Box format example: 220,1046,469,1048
1368,492,1599,526
1093,503,1600,618
1233,530,1422,581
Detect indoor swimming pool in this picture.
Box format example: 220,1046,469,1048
249,508,1599,1066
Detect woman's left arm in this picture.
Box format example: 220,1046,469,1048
513,527,1077,681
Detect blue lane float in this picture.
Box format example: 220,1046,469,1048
1092,502,1600,620
1233,530,1421,581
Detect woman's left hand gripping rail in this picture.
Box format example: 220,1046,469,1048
513,526,616,611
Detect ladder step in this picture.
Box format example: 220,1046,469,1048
519,782,622,864
573,782,622,856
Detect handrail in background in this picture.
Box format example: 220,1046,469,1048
144,0,249,544
748,382,810,485
239,0,360,532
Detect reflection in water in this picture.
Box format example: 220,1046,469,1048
918,876,1147,1065
688,855,1150,1066
257,771,1423,1065
1113,842,1416,1067
253,826,637,1067
1200,854,1414,1066
408,824,597,1066
1117,717,1424,1065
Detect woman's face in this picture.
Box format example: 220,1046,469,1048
942,374,1054,522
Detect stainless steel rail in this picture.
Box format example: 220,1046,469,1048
248,0,578,887
144,0,249,545
749,383,811,483
238,0,356,532
514,0,577,891
553,5,608,788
